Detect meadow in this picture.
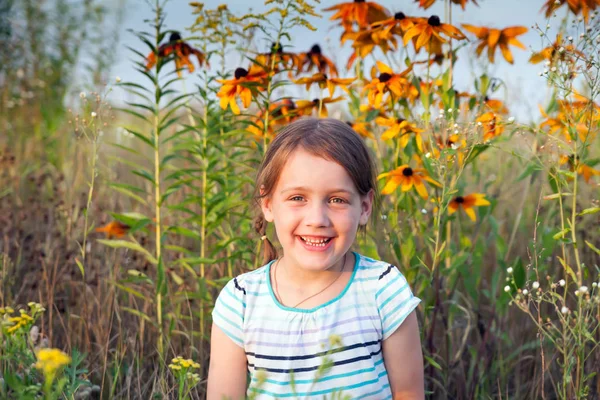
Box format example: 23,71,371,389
0,0,599,398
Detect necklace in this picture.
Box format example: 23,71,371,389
273,253,347,309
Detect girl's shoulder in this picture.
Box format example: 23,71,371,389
354,252,400,281
221,261,273,296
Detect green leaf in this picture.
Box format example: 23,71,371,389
97,239,158,265
122,307,154,324
585,241,600,256
424,355,442,371
464,144,489,165
553,228,571,240
578,207,600,216
75,259,85,278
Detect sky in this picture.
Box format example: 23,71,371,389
112,0,572,122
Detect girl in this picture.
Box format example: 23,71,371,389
207,118,424,399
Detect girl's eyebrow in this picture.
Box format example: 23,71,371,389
280,186,354,195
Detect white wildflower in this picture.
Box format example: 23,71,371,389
80,92,86,99
504,285,511,292
116,76,122,83
559,279,565,287
578,286,588,294
532,281,540,289
507,267,513,274
522,289,528,295
91,112,97,118
561,306,569,314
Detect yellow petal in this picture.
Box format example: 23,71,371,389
464,206,477,221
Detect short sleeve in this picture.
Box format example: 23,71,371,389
375,264,421,340
211,277,246,348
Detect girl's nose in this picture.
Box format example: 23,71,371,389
304,202,331,227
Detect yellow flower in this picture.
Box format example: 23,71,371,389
462,24,528,64
375,116,424,150
448,193,490,221
294,73,356,97
477,112,504,142
378,165,441,199
35,348,71,379
362,61,412,108
216,64,268,114
403,15,466,53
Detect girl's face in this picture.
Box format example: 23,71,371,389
261,147,374,272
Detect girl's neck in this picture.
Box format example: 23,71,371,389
277,252,350,288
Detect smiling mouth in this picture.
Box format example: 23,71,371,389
299,236,333,247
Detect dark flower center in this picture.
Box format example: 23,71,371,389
394,12,406,20
169,32,182,42
484,95,490,101
446,138,455,146
396,118,405,124
428,15,441,27
379,72,392,82
323,74,329,80
402,167,413,177
455,196,465,203
312,98,320,104
354,0,366,3
346,121,354,127
271,42,283,54
310,44,322,55
234,68,249,79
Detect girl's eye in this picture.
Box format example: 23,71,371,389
330,197,347,204
289,196,304,201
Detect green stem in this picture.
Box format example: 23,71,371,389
152,0,164,359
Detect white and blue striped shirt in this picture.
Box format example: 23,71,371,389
212,252,421,399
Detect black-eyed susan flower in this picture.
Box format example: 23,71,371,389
247,99,298,139
344,27,398,68
477,112,504,141
378,165,441,199
403,16,466,53
216,65,268,114
295,97,344,118
294,73,356,97
323,0,390,31
435,133,467,165
371,11,415,33
96,221,130,239
461,25,528,64
347,121,374,139
559,155,600,184
448,193,490,221
375,116,424,150
145,32,208,77
258,42,302,72
484,96,509,115
542,0,599,23
298,44,339,77
529,34,584,65
363,61,412,108
416,0,479,10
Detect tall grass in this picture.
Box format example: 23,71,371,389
0,0,599,399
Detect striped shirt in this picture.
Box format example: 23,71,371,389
211,252,421,399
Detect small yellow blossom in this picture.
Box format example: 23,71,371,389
35,348,71,379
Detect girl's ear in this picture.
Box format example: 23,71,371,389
260,185,274,222
359,189,374,225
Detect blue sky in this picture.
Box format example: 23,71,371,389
113,0,569,122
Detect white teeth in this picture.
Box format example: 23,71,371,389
300,236,331,246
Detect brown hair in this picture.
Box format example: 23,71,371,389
253,117,380,264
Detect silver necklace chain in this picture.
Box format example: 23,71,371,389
273,252,347,309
